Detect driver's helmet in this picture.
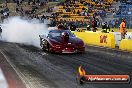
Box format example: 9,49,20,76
61,32,69,37
61,32,69,42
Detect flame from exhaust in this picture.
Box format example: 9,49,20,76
78,66,86,76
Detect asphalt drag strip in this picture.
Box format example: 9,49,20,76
0,41,132,88
0,49,26,88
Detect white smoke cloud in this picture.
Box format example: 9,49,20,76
1,17,48,48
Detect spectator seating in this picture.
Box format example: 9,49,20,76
49,0,116,28
54,0,114,22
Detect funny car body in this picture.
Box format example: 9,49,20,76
39,29,85,53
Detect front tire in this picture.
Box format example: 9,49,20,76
47,43,54,53
42,40,47,51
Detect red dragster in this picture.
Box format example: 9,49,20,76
39,29,85,53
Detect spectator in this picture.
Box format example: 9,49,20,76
91,16,97,32
58,24,65,30
86,21,91,31
70,23,76,31
77,10,80,14
16,0,19,6
5,0,7,6
101,22,110,33
16,7,19,12
28,0,32,5
36,0,40,3
119,19,127,39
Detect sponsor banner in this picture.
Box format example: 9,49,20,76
73,31,115,48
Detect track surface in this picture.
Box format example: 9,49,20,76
0,41,132,88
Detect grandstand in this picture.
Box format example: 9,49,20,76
50,0,132,29
0,0,131,29
54,0,113,21
114,0,132,28
50,0,116,28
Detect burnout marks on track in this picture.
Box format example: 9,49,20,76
17,65,56,88
18,44,41,52
40,52,48,56
18,44,50,56
0,43,58,88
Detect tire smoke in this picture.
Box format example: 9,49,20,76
1,17,48,48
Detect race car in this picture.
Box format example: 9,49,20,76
39,29,85,53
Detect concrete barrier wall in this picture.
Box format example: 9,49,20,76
76,28,132,32
113,32,132,46
119,39,132,51
73,31,115,48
